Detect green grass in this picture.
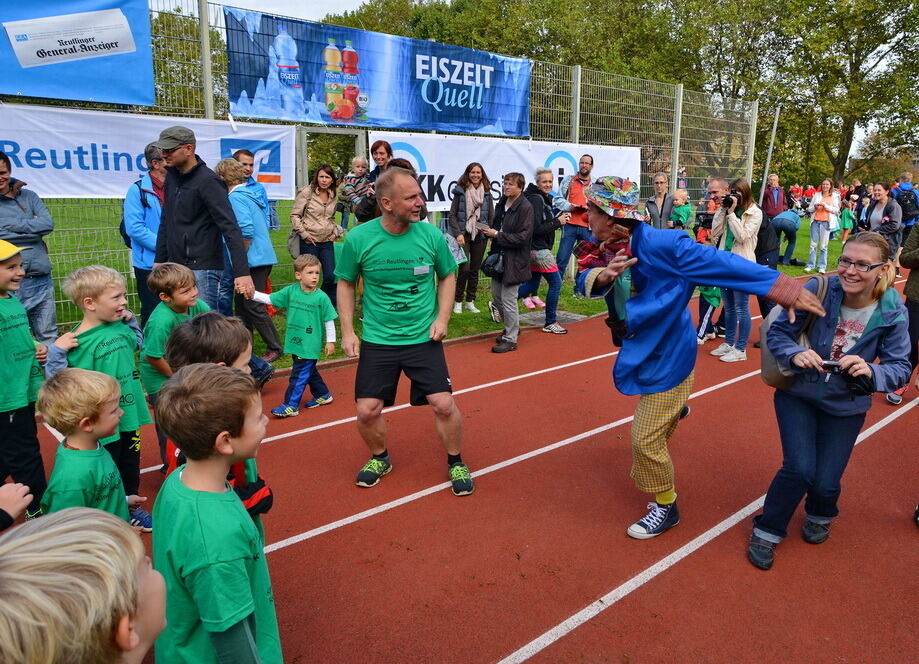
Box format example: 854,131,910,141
41,200,838,370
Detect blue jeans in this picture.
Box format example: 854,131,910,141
299,240,337,307
14,274,57,343
518,270,562,325
753,390,865,542
133,267,160,328
807,221,830,271
216,252,235,316
721,287,751,351
193,269,224,312
770,215,799,264
555,224,592,275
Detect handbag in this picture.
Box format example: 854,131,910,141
759,275,828,390
480,251,504,278
286,228,301,259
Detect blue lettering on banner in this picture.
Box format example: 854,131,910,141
220,138,283,185
0,140,147,172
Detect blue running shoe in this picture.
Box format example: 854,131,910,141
305,394,334,408
271,404,299,418
130,507,153,533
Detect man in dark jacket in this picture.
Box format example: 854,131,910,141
152,126,253,303
762,174,802,266
481,172,534,353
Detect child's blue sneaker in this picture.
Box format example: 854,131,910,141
271,404,299,418
130,507,153,533
305,394,334,408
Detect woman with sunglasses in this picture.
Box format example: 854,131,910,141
747,232,910,570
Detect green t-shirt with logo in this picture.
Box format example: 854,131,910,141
268,285,337,359
0,295,43,412
152,468,282,664
141,299,211,394
334,219,457,345
66,320,151,444
40,443,130,520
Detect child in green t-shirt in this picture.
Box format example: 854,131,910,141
0,507,166,664
251,254,337,418
152,363,282,664
140,263,210,469
0,239,47,518
669,189,694,230
45,265,152,530
38,368,149,527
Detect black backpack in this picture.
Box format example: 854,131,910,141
754,204,779,257
896,188,919,219
119,179,150,249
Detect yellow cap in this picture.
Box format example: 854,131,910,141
0,239,27,262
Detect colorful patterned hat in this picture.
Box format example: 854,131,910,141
584,176,646,223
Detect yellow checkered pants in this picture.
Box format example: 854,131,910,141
630,372,694,493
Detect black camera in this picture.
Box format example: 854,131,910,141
695,212,714,229
821,360,843,374
721,192,741,209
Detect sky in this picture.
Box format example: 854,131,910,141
223,0,366,22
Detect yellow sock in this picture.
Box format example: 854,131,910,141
655,489,677,505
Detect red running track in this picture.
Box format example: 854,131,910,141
34,281,919,663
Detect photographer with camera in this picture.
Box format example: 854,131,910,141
747,232,910,570
709,178,761,362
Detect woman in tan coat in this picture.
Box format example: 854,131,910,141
291,163,342,305
709,177,761,363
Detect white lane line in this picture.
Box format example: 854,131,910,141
43,422,64,442
263,370,762,554
496,397,919,664
139,349,619,474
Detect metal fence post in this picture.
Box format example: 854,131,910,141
745,100,759,183
295,125,310,191
197,0,215,119
570,65,581,144
355,130,368,161
669,84,683,194
758,106,781,205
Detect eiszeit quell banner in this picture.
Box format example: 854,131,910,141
0,104,296,199
0,0,154,106
224,9,531,137
367,132,641,212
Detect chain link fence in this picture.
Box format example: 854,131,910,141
4,1,756,329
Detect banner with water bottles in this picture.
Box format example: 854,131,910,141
0,0,154,106
224,9,531,137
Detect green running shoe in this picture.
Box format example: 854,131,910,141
355,457,392,487
448,462,474,496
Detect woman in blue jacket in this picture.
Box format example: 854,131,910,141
748,231,911,570
123,144,165,326
215,158,283,362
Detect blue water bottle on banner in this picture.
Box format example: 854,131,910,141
274,25,303,116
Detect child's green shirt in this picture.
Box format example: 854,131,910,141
0,295,43,412
152,468,283,664
141,299,211,394
40,443,130,520
268,285,337,359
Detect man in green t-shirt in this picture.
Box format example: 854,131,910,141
0,239,47,517
335,167,474,496
153,363,282,664
140,263,211,468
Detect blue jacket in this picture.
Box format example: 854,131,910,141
578,222,792,395
123,174,162,271
767,276,910,416
247,176,278,230
0,179,54,276
228,184,277,268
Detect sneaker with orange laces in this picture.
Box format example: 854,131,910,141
886,385,908,405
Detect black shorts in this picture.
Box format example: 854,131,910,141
355,340,452,407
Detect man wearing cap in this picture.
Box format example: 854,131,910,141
0,238,48,518
0,151,57,344
152,126,254,304
576,176,824,539
123,143,167,326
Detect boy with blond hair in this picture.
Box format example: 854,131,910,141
251,253,337,417
0,507,166,664
39,368,148,525
46,265,152,529
140,262,210,467
153,363,282,663
0,239,47,518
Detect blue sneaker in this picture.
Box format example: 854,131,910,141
271,404,299,418
130,507,153,533
305,393,334,408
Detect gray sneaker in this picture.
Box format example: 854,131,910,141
542,322,568,335
802,520,830,544
355,457,392,487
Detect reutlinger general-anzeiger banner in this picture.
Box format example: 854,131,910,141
224,8,531,137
